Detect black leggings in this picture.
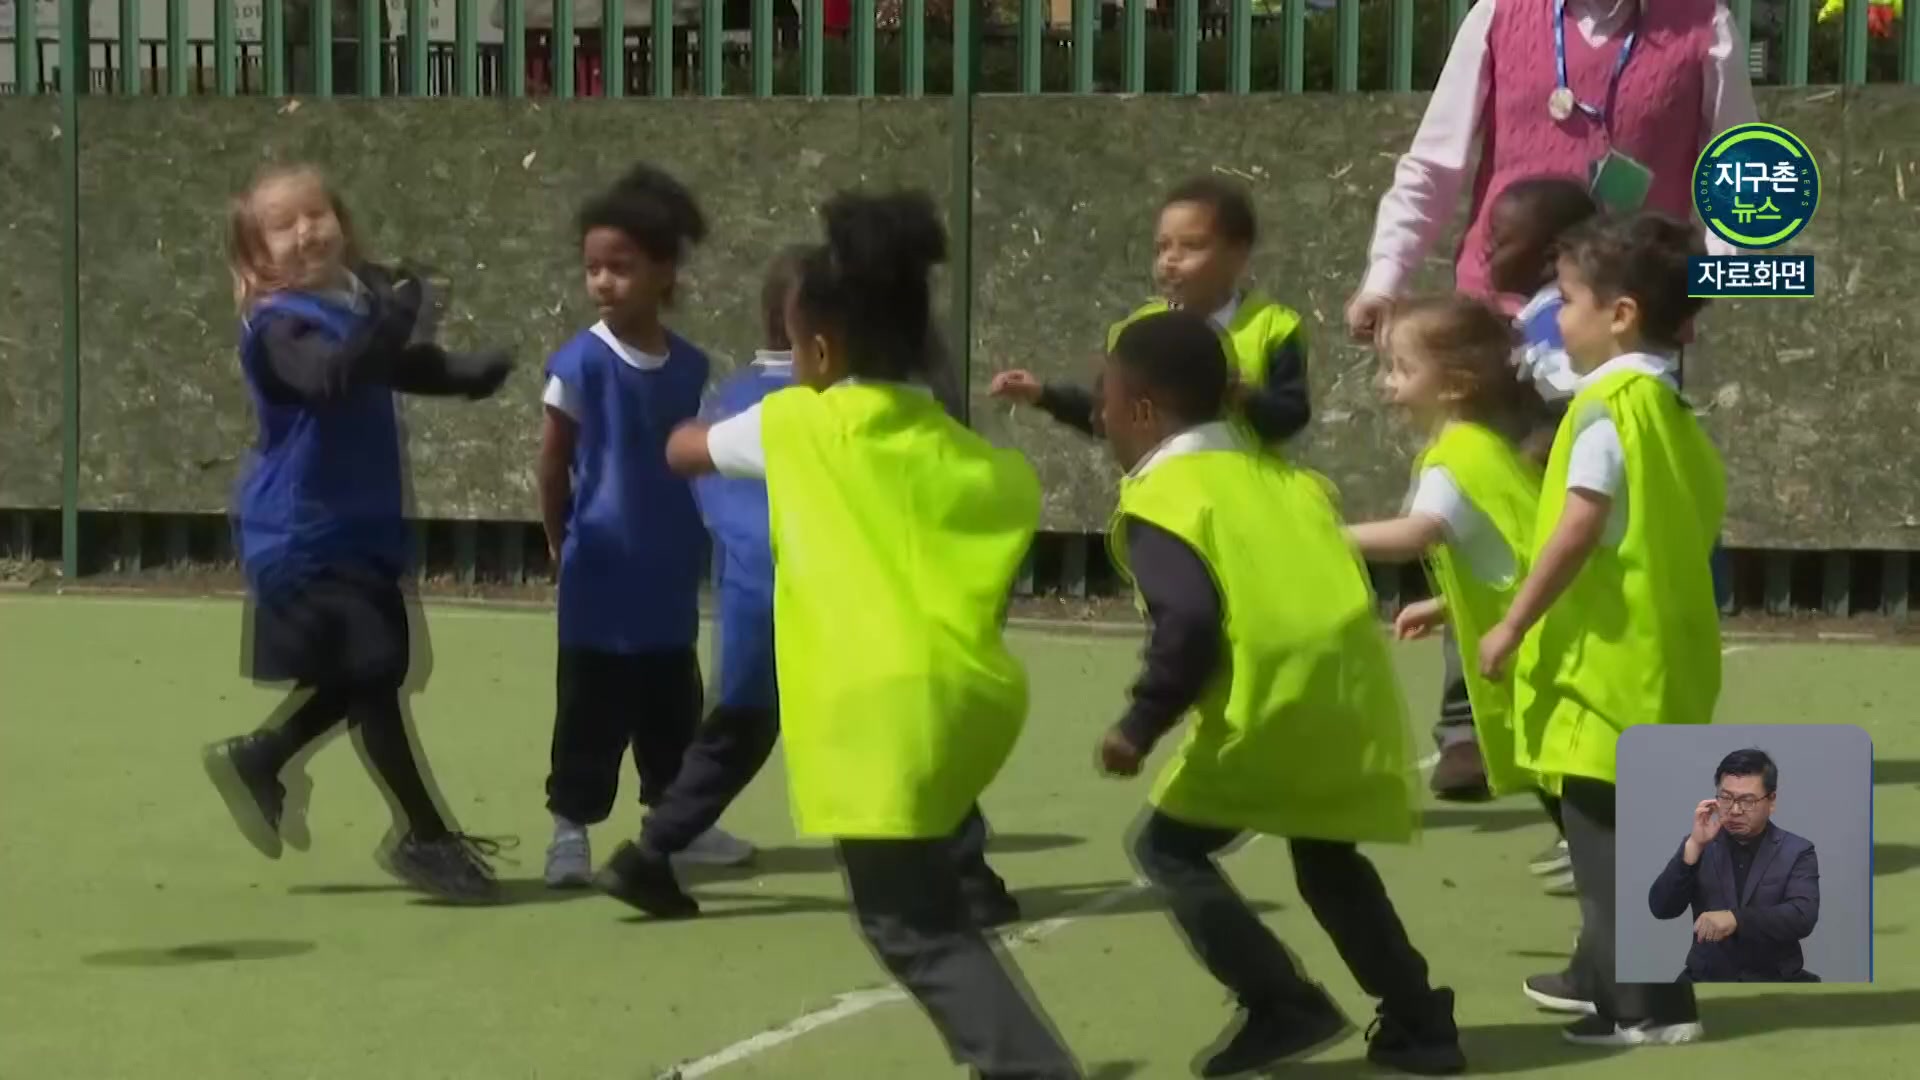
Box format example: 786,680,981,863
257,681,449,840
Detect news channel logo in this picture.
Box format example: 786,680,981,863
1690,122,1820,299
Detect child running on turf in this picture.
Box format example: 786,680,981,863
989,175,1311,445
595,245,1024,927
203,163,515,903
641,191,1079,1079
1094,309,1464,1077
1416,176,1599,805
1344,295,1543,806
1479,212,1723,1047
536,163,753,887
1481,176,1600,892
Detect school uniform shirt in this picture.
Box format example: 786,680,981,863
692,351,793,710
544,322,709,654
1562,351,1680,547
1035,293,1311,442
1406,465,1518,587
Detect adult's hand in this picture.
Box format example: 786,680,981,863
1684,798,1722,864
1344,290,1394,346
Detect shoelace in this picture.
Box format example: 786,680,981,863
445,833,520,877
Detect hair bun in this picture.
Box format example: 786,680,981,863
820,190,947,284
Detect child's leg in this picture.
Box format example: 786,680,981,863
1559,778,1699,1027
204,685,351,857
1288,839,1464,1072
345,682,450,841
544,648,638,828
1429,626,1488,800
1287,839,1436,1010
638,700,779,856
626,646,703,807
837,835,1078,1078
949,805,1022,926
1132,811,1330,1014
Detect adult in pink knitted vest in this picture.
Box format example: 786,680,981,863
1349,0,1756,316
1345,0,1755,798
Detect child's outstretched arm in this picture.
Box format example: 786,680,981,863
1097,518,1222,778
988,369,1104,438
1478,488,1608,677
668,406,767,480
1236,329,1311,442
1346,513,1446,563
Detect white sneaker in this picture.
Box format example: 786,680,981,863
1562,1016,1704,1046
545,824,592,888
672,827,756,867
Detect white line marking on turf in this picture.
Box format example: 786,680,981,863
659,876,1157,1078
1723,645,1753,656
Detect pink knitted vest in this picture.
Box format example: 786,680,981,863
1456,0,1715,300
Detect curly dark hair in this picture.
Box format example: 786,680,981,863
1558,211,1708,350
576,162,708,265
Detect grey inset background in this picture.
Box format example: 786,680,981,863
1616,724,1873,984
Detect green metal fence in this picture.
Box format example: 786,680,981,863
3,0,1918,614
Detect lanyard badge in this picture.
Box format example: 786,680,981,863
1550,0,1638,126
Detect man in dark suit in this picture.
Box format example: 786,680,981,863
1648,749,1821,982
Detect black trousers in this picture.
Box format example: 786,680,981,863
1133,811,1434,1016
1434,623,1476,749
839,820,1076,1078
640,702,780,854
545,646,702,826
1561,777,1699,1023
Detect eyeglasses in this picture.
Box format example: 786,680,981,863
1715,793,1773,813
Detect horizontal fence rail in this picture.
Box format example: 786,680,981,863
4,1,1919,98
3,509,1917,623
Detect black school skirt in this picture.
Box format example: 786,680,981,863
244,561,412,688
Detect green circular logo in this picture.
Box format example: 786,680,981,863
1692,122,1821,250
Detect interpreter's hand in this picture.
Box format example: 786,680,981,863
1096,727,1145,778
1394,597,1448,641
1694,910,1738,943
1344,290,1394,347
1687,798,1723,860
988,369,1045,407
1478,620,1522,679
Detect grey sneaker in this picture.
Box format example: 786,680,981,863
545,824,592,889
381,832,509,904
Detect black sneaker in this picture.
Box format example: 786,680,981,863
595,841,700,919
381,832,509,904
964,882,1023,930
202,736,286,860
1523,971,1596,1015
1562,1013,1704,1047
1200,999,1349,1077
1365,987,1466,1075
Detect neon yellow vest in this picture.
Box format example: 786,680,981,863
1417,421,1541,797
1514,369,1725,784
1110,428,1418,843
1107,291,1304,390
760,383,1041,838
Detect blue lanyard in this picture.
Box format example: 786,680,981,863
1554,0,1638,125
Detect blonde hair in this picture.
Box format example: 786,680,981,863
226,163,360,312
1390,295,1543,441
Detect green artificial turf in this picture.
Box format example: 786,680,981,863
1,595,1913,1079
